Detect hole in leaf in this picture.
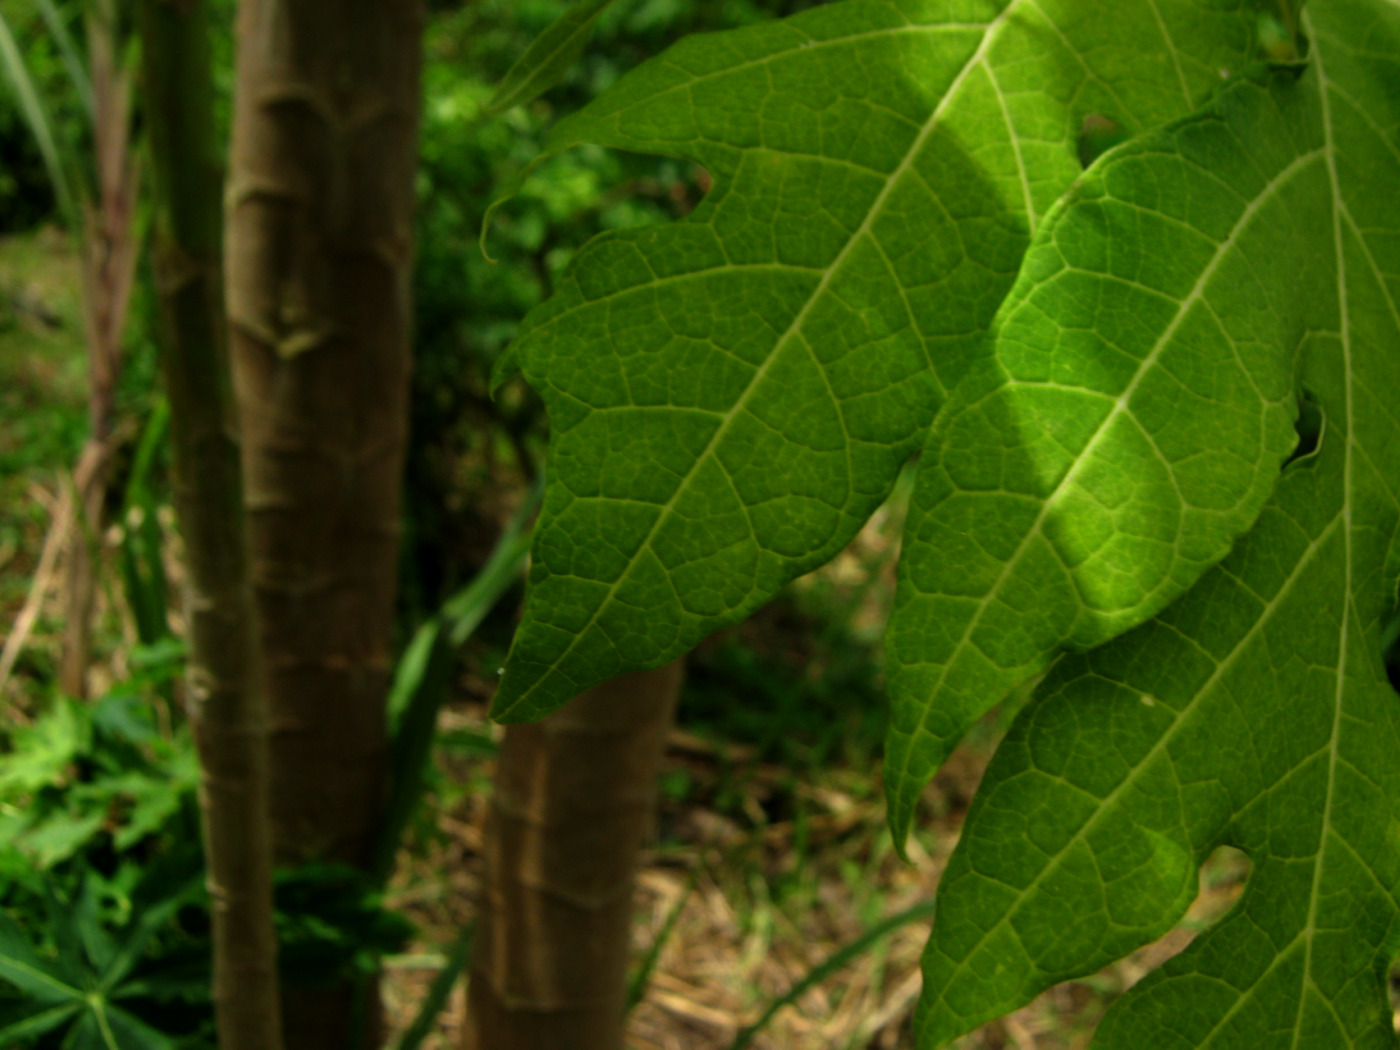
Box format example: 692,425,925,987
992,846,1255,1040
1284,390,1323,468
1117,845,1252,989
1391,964,1400,1023
1189,844,1252,926
1077,114,1130,169
1382,611,1400,694
1257,6,1310,63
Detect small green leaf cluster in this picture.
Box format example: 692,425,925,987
0,867,211,1050
0,670,415,1045
271,864,415,990
493,0,1400,1045
0,684,197,874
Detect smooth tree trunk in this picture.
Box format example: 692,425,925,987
225,0,424,1043
138,1,283,1047
59,0,140,697
464,662,684,1050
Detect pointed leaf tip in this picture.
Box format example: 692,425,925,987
483,0,616,118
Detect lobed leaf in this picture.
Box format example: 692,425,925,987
912,0,1400,1044
491,0,1272,722
883,45,1332,844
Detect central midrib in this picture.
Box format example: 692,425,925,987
497,2,1024,715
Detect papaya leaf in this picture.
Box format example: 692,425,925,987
910,1,1400,1045
489,0,1271,723
882,46,1330,845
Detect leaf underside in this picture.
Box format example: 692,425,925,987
912,1,1400,1046
492,0,1267,723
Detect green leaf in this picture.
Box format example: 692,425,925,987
483,0,617,118
0,911,82,1004
373,484,536,887
0,1000,83,1042
19,811,107,868
45,882,94,991
0,698,92,797
882,50,1329,845
99,884,195,994
490,0,1270,723
909,1,1400,1044
0,8,76,223
74,880,118,977
92,1004,175,1050
34,0,92,117
63,1003,174,1050
107,749,200,851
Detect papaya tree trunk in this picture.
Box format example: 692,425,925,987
138,0,282,1045
225,0,424,1043
465,661,684,1050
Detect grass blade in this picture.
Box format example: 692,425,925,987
394,927,473,1050
118,399,172,649
0,8,76,221
35,0,92,116
727,899,937,1050
626,874,694,1013
373,480,543,888
442,480,542,649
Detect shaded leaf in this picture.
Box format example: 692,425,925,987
99,882,196,993
63,1004,174,1050
0,911,81,1004
0,1000,82,1042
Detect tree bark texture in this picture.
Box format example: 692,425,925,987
226,0,423,1042
139,1,282,1047
464,662,685,1050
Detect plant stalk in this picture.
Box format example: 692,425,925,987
138,0,283,1046
225,0,424,1042
58,0,140,698
464,661,684,1050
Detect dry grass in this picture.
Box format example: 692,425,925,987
378,696,1251,1050
367,469,1261,1050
